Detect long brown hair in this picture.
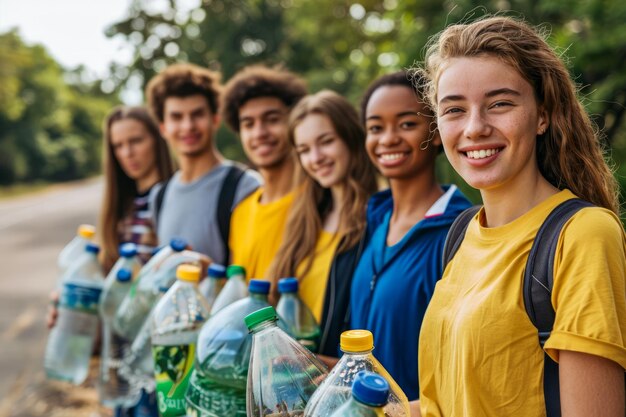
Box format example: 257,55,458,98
267,90,378,287
99,106,174,272
420,16,620,214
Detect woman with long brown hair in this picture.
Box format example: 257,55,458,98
267,89,378,357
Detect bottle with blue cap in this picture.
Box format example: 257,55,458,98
304,329,409,417
209,265,248,314
151,264,211,417
98,267,139,408
114,238,206,341
276,277,320,352
329,371,390,417
245,306,328,416
44,242,104,384
185,278,274,417
58,224,96,273
198,263,226,309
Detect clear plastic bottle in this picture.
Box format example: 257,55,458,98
185,279,273,417
100,243,140,319
198,263,226,310
151,265,210,417
209,265,248,314
276,277,320,352
58,224,96,272
44,242,104,384
303,330,409,417
98,268,139,408
246,306,328,416
329,372,389,417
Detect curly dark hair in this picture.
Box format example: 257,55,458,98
221,65,307,132
145,63,222,122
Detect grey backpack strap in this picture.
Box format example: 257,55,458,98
154,179,170,226
523,198,593,417
216,164,247,266
442,205,481,270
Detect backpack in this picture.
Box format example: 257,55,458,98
153,164,247,266
442,198,593,417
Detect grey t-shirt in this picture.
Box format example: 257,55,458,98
150,161,261,262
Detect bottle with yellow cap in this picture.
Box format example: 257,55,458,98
303,329,409,417
58,224,96,273
150,264,211,417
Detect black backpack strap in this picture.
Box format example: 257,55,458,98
523,198,593,417
216,164,247,266
154,179,170,226
442,205,481,270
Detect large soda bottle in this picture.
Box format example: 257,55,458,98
151,265,210,417
58,224,96,272
329,372,389,417
304,330,409,417
198,263,226,309
245,306,328,416
209,265,247,314
99,268,139,408
44,242,104,384
114,238,206,341
185,279,272,417
276,277,320,352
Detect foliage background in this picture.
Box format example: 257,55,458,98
1,0,625,205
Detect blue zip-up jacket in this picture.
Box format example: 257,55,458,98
350,185,471,400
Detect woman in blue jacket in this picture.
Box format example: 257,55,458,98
350,71,471,400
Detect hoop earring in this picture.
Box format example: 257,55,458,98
420,138,432,150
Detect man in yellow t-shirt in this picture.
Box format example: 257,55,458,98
221,66,307,280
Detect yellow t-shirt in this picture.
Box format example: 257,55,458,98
419,190,626,417
297,230,340,322
229,188,294,280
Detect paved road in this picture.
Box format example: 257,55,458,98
0,178,107,416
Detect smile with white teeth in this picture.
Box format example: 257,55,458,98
465,148,500,159
379,153,406,161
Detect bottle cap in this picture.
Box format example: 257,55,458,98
158,285,170,293
244,306,277,330
277,277,298,293
249,279,270,294
352,371,390,407
85,243,100,254
169,238,187,252
340,329,374,352
176,264,201,282
77,224,96,239
116,268,132,282
226,265,245,278
207,263,226,278
119,242,138,258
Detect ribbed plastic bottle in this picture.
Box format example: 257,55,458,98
185,279,273,417
44,242,104,384
58,224,96,272
245,306,328,416
329,372,389,417
303,329,409,417
276,277,320,352
151,265,210,417
98,268,139,408
198,263,226,310
210,265,248,314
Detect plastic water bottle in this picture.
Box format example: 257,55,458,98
245,306,328,416
210,265,248,314
329,372,389,417
185,279,272,417
98,268,139,408
44,243,104,384
303,329,409,417
276,277,320,352
58,224,96,272
151,265,210,417
105,242,142,286
198,263,226,309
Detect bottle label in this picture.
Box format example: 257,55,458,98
152,342,196,417
60,282,102,314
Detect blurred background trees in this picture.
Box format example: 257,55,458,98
1,0,625,202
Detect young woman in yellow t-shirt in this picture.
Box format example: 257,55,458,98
266,90,378,359
413,16,626,417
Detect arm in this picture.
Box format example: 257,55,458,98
409,400,421,417
559,350,625,417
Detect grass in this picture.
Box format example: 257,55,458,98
0,181,52,200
